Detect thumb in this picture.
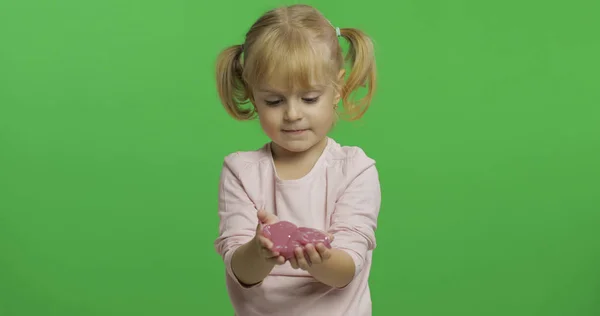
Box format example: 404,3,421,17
257,210,268,224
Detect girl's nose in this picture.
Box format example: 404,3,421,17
284,103,302,121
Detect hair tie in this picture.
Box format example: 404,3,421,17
335,27,341,37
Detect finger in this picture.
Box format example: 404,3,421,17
305,244,322,265
260,244,279,257
257,209,268,223
260,247,277,259
316,243,332,260
267,255,286,265
277,255,286,265
262,248,280,259
258,210,280,225
256,222,269,239
328,233,335,242
257,239,277,256
264,212,279,225
258,236,273,249
289,256,299,269
295,247,311,270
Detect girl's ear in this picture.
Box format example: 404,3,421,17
334,69,346,104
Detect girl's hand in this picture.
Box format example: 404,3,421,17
253,210,286,265
289,235,335,270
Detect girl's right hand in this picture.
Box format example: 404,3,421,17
254,210,286,265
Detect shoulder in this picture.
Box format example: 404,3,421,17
325,138,378,178
222,143,270,177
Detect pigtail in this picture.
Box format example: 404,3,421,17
215,44,254,120
338,28,377,121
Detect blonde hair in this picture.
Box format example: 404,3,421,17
215,4,376,121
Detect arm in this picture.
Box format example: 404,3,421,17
305,248,355,288
214,155,275,288
231,238,276,286
311,153,381,288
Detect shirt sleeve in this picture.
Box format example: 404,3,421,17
213,154,260,288
328,148,381,280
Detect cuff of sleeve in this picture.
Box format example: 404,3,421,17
224,245,263,290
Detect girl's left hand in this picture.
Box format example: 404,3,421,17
289,239,333,270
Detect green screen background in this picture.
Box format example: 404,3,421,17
1,0,599,315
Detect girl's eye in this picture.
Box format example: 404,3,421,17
265,100,282,106
303,97,319,104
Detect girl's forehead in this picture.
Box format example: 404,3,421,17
255,81,328,94
253,67,331,93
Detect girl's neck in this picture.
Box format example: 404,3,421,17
270,137,329,164
270,137,329,181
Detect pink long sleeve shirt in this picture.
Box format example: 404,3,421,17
214,137,381,316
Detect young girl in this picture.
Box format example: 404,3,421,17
213,4,380,316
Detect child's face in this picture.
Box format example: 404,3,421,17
252,74,342,157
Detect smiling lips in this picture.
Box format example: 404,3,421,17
282,129,308,134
